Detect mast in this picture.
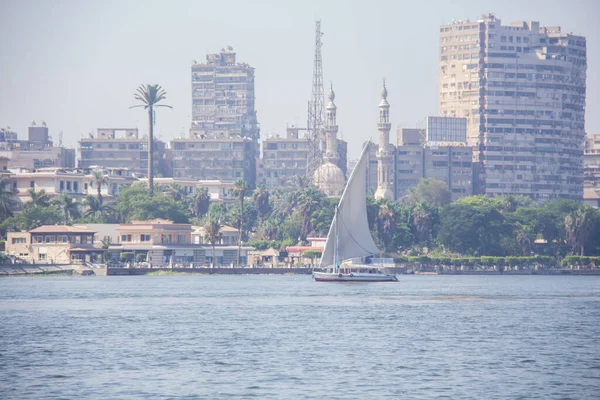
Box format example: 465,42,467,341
334,205,339,271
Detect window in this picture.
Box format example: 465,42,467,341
33,236,43,244
45,236,55,243
39,254,47,261
73,182,79,192
121,234,132,243
58,235,68,243
66,181,72,191
140,234,151,242
60,181,65,191
11,237,26,244
30,181,35,188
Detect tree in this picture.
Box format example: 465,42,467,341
25,188,50,210
412,205,432,244
253,185,271,220
232,180,249,265
564,208,595,256
114,184,188,223
204,219,222,268
52,193,81,224
515,224,534,256
297,186,324,239
130,84,172,196
272,175,310,219
83,195,114,221
162,183,186,202
0,177,16,221
191,187,210,219
91,169,108,206
377,203,396,250
404,178,451,207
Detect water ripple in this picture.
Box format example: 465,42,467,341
0,275,598,399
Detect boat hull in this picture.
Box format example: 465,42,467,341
313,271,398,282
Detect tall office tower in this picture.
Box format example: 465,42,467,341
439,14,587,201
374,81,394,200
191,48,259,142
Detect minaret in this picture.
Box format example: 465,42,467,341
324,83,338,164
374,80,393,200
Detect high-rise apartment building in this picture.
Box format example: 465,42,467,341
191,48,259,142
78,128,167,178
584,133,600,188
426,116,467,143
439,14,587,201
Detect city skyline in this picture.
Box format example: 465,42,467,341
0,0,598,159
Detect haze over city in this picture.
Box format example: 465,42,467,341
0,0,598,158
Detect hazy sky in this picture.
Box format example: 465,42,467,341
0,0,598,159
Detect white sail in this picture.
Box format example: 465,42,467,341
320,142,380,267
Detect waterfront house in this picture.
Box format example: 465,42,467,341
192,224,239,245
106,219,253,267
6,225,105,264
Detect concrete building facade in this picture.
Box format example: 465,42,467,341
0,123,75,170
396,128,473,201
191,48,259,142
439,14,587,201
78,128,167,178
170,136,256,185
6,226,103,264
261,127,310,188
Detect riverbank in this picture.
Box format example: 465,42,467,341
2,264,600,276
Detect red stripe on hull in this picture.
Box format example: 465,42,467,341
313,276,398,282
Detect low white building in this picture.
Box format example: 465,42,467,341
192,225,239,245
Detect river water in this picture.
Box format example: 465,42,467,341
0,275,598,399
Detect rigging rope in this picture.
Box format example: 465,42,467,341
337,212,376,257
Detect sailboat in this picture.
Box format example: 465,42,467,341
313,142,398,282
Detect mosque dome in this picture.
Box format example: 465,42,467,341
314,161,345,197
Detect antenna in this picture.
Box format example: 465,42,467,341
306,20,326,178
58,131,63,147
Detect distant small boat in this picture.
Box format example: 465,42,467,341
313,142,397,283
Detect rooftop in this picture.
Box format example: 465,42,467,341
29,226,96,234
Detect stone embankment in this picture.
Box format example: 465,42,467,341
0,264,107,276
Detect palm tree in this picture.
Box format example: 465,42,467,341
515,225,533,256
83,195,114,221
204,219,222,268
564,208,594,256
163,183,186,202
377,203,396,250
232,179,249,265
253,184,271,220
130,84,172,197
412,205,432,244
191,187,210,218
52,193,81,224
25,188,51,210
0,177,16,221
297,187,323,239
91,169,108,206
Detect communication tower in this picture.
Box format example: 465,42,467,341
306,20,326,177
